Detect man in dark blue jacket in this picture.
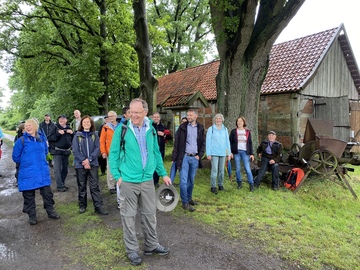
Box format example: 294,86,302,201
255,131,283,190
48,115,74,192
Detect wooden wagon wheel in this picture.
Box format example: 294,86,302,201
308,150,338,175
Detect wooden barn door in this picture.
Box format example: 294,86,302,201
314,96,350,141
350,102,360,139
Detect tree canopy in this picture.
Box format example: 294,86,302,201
0,0,215,124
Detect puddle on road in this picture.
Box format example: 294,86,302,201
0,175,18,196
0,187,18,196
0,243,17,261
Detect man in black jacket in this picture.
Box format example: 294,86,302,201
48,115,74,192
255,130,283,190
152,112,166,188
172,109,205,212
39,113,56,167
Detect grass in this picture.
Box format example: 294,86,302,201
55,198,144,270
166,156,360,270
3,134,360,269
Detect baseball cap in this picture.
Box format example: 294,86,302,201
58,114,67,119
268,130,276,135
45,113,50,116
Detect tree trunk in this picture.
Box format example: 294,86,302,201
211,0,305,149
97,0,109,114
133,0,157,114
216,52,269,149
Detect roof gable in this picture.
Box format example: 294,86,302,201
261,27,339,94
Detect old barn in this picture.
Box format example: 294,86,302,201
156,24,360,148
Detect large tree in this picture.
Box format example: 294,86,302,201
0,0,138,116
210,0,305,141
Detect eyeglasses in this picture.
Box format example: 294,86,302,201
130,111,144,115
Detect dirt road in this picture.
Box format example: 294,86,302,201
0,134,299,270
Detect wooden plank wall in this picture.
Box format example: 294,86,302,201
350,102,360,139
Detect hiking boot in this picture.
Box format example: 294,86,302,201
210,187,218,194
144,244,170,256
29,216,37,225
48,212,60,219
188,200,198,206
218,186,224,191
250,184,254,192
95,208,109,215
128,252,142,266
182,203,195,212
79,207,86,214
237,182,242,189
57,187,67,192
109,188,116,194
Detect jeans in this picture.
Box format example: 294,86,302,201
53,154,69,189
210,156,226,187
233,150,254,184
255,156,280,188
179,155,199,204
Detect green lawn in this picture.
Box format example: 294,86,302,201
165,152,360,270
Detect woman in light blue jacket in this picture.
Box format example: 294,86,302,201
206,113,231,194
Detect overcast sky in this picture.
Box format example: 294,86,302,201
1,0,359,108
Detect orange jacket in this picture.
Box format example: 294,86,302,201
100,124,116,155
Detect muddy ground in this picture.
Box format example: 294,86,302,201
0,134,302,270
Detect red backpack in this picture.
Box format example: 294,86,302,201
284,168,305,190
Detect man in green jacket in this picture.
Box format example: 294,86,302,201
109,98,171,266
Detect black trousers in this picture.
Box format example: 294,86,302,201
22,186,55,218
98,156,107,174
153,153,164,186
76,166,103,210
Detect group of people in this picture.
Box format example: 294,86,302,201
7,99,282,266
206,114,283,193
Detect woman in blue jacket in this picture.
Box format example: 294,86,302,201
72,116,108,215
206,113,231,194
12,119,60,225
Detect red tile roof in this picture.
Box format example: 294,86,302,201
262,27,338,93
157,61,219,106
157,24,360,106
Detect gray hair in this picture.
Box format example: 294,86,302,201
108,110,117,117
213,113,224,123
130,98,149,111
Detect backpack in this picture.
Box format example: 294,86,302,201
77,133,96,152
284,168,305,190
120,120,128,152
